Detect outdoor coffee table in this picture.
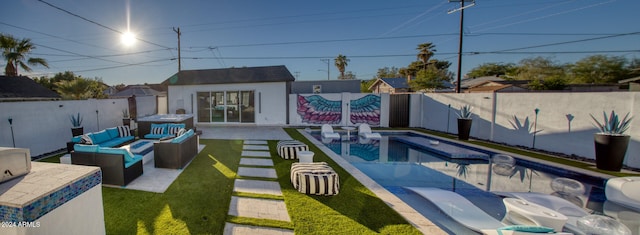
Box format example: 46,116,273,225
120,140,155,164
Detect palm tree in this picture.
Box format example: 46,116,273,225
334,54,350,79
1,34,48,76
416,43,436,70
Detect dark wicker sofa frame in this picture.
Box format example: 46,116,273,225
153,134,198,169
71,151,143,186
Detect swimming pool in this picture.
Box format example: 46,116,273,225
308,130,613,234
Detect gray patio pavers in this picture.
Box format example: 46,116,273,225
233,179,282,196
223,223,293,235
228,196,291,222
237,167,277,178
239,158,274,166
225,139,293,235
241,151,271,158
243,145,269,150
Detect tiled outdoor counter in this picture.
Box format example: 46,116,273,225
0,162,105,235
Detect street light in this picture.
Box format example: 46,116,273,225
320,59,330,80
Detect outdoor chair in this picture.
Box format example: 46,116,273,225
358,123,381,139
320,124,340,139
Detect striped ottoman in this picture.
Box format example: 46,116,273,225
290,162,339,196
277,140,309,159
298,171,340,196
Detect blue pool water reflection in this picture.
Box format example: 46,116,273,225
310,131,638,234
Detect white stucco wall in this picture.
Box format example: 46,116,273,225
418,92,640,169
167,82,289,125
0,99,130,157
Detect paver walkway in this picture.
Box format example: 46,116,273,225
224,140,294,235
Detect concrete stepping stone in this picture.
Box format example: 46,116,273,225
223,223,293,235
243,145,269,150
223,222,293,235
237,167,277,178
244,140,268,145
228,196,290,222
239,158,273,166
233,179,282,196
241,151,271,158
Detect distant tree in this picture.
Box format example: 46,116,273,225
339,71,356,80
115,83,127,91
0,34,48,76
514,57,566,81
54,73,106,99
467,62,517,78
361,79,376,93
32,76,55,90
416,42,436,69
334,54,350,79
528,75,568,90
409,64,453,91
570,55,629,83
374,67,401,79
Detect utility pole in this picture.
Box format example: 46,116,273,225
448,0,475,93
173,27,182,72
320,59,330,80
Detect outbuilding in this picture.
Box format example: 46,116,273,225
162,65,295,125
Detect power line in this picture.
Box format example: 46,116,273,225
495,32,640,52
36,0,173,50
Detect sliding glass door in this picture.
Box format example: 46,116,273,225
196,90,254,123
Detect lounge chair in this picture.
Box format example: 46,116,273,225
605,176,640,211
321,124,340,139
405,187,572,235
357,123,381,139
493,192,589,234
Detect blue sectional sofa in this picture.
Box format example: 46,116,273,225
144,123,186,139
70,126,134,147
71,144,143,186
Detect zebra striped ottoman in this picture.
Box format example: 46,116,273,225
290,162,332,189
297,171,340,196
277,140,309,159
290,162,339,196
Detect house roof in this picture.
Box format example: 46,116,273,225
0,76,61,101
163,65,295,86
459,76,504,89
380,78,409,88
110,85,161,98
618,76,640,84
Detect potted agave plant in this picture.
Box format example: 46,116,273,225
590,110,633,171
457,105,473,140
70,112,83,136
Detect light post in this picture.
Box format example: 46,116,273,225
320,59,330,80
533,108,540,148
8,118,15,147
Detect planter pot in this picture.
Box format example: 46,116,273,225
457,118,472,140
594,134,630,171
123,118,131,126
71,127,84,136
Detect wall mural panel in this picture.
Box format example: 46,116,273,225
350,94,381,126
297,95,342,124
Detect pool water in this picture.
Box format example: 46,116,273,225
311,131,611,234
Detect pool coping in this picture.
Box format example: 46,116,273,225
299,128,615,234
298,129,449,234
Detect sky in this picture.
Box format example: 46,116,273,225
1,0,639,85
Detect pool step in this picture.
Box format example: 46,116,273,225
393,136,489,160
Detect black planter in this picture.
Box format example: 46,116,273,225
71,127,84,136
123,118,131,126
594,134,630,171
457,119,472,140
